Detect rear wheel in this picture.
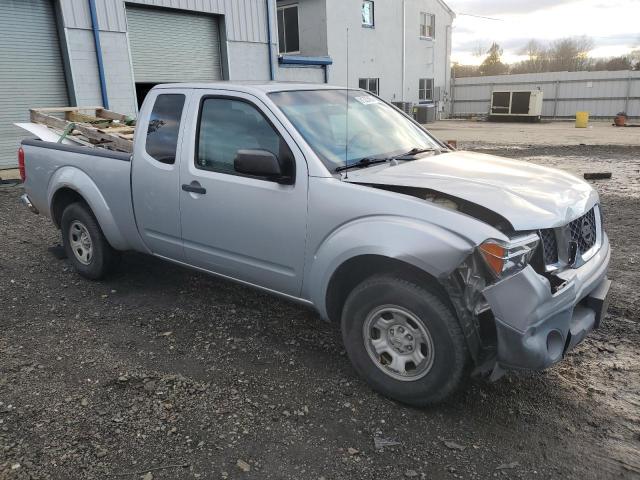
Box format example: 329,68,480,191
61,202,119,280
341,275,469,406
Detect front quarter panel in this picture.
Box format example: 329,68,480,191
303,178,508,319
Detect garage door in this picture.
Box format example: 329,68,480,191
0,0,69,168
126,6,223,84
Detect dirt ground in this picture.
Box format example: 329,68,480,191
428,119,640,147
1,137,639,479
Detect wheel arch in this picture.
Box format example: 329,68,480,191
324,252,485,367
324,254,453,325
47,167,128,250
51,187,85,228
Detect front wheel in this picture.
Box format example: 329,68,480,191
341,275,469,406
61,202,119,280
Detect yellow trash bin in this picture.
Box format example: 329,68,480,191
576,111,589,128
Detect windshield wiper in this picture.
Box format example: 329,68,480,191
335,157,390,172
335,147,442,173
395,147,439,158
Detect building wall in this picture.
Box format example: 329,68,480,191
54,0,453,116
452,70,640,118
59,0,269,41
58,0,277,115
63,28,137,114
403,0,453,106
276,0,328,57
325,0,453,105
277,65,325,82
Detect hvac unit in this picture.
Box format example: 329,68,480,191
391,101,414,115
489,90,543,122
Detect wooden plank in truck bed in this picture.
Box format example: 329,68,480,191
29,107,134,153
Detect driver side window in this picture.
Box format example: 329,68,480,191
196,98,291,179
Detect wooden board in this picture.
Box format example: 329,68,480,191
29,106,135,153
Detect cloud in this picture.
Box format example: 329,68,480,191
448,0,578,16
453,33,639,53
448,0,640,63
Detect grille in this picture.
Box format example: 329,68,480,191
537,206,599,270
539,228,559,265
568,207,597,254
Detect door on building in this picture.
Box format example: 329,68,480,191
125,6,223,107
0,0,69,169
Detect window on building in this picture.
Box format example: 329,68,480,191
196,98,293,181
419,79,434,101
145,94,185,164
362,1,374,27
419,12,435,38
359,78,379,95
277,4,300,54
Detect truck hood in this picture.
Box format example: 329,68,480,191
344,150,599,230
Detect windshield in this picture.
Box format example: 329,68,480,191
269,89,443,171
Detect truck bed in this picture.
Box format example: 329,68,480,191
21,138,144,252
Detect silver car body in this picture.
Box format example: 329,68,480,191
20,82,610,375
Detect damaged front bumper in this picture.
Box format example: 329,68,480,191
482,234,611,371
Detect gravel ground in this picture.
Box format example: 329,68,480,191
1,144,639,480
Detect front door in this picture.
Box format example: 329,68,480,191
178,91,308,297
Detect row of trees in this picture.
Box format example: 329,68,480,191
453,36,640,77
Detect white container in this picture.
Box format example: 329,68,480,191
489,90,543,121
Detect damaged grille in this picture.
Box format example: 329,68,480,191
538,206,600,271
569,207,597,254
539,228,559,265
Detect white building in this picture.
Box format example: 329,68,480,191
0,0,454,168
276,0,454,107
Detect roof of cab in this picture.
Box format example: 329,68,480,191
154,81,348,94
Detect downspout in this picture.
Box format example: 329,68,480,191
401,0,406,102
88,0,109,109
265,0,275,80
444,24,450,118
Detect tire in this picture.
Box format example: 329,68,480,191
61,202,119,280
341,275,469,406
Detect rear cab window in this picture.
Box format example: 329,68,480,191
145,94,185,164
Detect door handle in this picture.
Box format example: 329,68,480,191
182,182,206,195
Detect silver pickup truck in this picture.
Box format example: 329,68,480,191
19,82,611,405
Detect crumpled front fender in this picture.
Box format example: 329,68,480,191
306,215,477,320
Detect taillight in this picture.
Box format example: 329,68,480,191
18,146,25,182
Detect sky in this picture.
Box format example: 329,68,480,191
446,0,640,65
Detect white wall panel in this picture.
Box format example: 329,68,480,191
453,70,640,118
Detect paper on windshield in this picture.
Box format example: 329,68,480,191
354,96,382,105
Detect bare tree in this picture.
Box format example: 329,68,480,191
479,42,508,76
452,62,480,78
518,39,544,61
629,49,640,70
472,42,487,59
512,39,549,73
453,35,636,77
592,56,633,71
548,36,593,71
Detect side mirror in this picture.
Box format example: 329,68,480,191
234,149,292,184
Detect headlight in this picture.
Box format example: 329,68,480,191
478,234,539,279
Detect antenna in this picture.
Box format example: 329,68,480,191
344,27,349,179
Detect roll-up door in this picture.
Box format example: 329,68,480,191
126,6,223,90
0,0,69,168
